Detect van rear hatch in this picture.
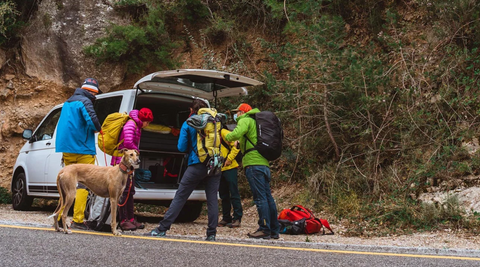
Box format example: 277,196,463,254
133,69,263,100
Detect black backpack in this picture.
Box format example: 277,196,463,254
278,218,306,235
245,111,283,161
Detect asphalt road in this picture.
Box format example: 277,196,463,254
0,224,479,267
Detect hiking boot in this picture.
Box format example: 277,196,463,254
228,220,241,228
271,233,280,239
120,220,137,231
71,221,88,230
247,230,270,239
133,219,145,230
205,235,216,241
218,219,231,227
144,228,166,237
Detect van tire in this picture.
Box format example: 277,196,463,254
12,173,33,211
175,201,203,222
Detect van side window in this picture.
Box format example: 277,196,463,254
94,96,123,125
32,108,62,142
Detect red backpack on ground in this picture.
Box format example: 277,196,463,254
278,205,334,235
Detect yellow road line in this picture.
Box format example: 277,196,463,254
1,224,479,261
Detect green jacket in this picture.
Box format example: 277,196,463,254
225,108,269,167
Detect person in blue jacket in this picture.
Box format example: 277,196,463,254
145,99,221,241
55,78,102,230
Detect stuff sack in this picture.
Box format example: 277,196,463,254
98,112,131,156
278,218,306,235
187,108,224,176
220,128,243,166
134,168,152,182
85,194,112,232
148,157,180,184
278,205,334,235
245,111,283,161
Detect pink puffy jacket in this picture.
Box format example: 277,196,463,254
111,109,142,166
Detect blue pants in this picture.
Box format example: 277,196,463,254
245,165,279,235
158,163,221,236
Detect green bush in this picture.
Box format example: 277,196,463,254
237,0,480,233
0,0,20,47
0,0,38,48
84,0,180,73
0,187,11,204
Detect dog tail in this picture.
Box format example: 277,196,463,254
50,170,65,218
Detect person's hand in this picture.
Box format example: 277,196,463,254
224,159,232,166
234,141,239,149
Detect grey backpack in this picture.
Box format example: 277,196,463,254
85,193,112,232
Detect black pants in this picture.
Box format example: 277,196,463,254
158,163,221,236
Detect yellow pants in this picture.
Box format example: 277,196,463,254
62,153,95,224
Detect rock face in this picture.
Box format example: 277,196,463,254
419,186,480,215
1,0,134,189
0,76,68,189
21,0,127,92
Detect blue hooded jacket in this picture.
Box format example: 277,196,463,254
55,88,101,155
177,119,201,166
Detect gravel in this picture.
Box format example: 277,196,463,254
1,203,480,251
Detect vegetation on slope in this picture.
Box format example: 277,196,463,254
4,0,480,235
0,0,37,48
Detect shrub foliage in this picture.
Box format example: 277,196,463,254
11,0,480,233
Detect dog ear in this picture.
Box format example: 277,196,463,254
120,148,127,154
135,149,140,156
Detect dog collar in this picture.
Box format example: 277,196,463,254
119,162,134,175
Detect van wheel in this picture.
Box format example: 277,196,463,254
12,173,33,210
175,201,203,222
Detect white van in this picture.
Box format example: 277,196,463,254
11,69,262,222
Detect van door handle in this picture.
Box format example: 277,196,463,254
46,142,51,146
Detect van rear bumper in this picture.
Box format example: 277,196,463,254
134,189,207,201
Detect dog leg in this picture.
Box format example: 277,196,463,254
53,172,65,232
109,198,121,236
62,194,75,234
53,213,60,232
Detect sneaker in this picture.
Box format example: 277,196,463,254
205,235,216,241
132,219,145,230
228,220,241,228
271,233,280,239
218,219,231,227
120,220,137,231
71,221,88,230
248,230,270,239
144,228,166,237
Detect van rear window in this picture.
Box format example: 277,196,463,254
94,96,123,124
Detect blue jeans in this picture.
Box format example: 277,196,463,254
159,163,221,236
245,165,279,235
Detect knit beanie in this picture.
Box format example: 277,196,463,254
81,78,101,94
138,108,154,122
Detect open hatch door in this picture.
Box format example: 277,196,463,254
133,69,263,100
